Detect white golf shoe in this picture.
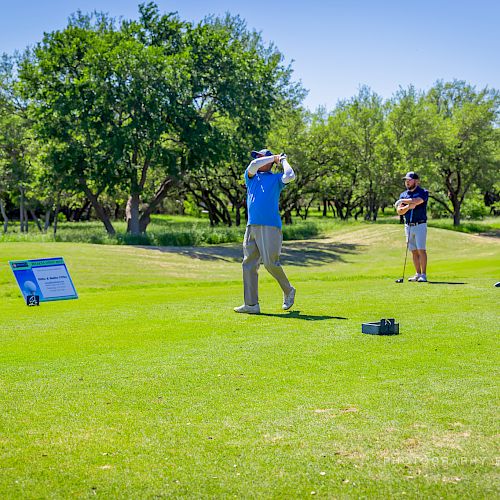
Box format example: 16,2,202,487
408,274,420,282
234,304,260,314
282,286,296,310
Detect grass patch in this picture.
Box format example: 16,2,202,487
427,218,500,236
0,225,498,497
0,216,329,246
375,215,500,235
2,215,497,248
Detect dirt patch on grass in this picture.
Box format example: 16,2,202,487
432,430,471,450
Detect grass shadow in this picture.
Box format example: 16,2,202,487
258,310,348,321
139,241,360,266
427,281,467,285
375,217,500,237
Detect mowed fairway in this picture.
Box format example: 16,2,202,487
0,225,498,498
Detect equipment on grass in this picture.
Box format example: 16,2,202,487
362,318,399,335
495,282,500,287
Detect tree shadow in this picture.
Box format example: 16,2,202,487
138,240,360,266
258,310,348,321
427,281,467,285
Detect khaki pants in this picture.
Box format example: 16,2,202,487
242,225,292,305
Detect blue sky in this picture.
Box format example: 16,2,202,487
1,0,499,110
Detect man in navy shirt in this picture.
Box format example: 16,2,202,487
234,148,296,314
396,172,430,282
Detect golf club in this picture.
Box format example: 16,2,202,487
395,207,413,283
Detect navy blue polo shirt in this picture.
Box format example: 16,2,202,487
244,170,286,228
399,186,429,224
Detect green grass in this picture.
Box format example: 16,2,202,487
2,214,498,248
426,217,500,236
0,215,328,246
0,224,499,498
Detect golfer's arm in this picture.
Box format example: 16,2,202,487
281,158,296,184
405,197,424,209
246,156,275,177
397,204,410,215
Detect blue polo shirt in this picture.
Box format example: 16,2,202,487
245,170,286,228
399,186,429,223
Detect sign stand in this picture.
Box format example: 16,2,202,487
26,295,40,306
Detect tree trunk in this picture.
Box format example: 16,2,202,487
453,202,461,226
235,205,241,226
24,208,29,233
85,203,92,221
138,178,173,233
328,201,336,218
30,209,43,232
126,194,141,235
53,194,60,235
114,202,121,221
73,199,91,222
19,186,25,233
445,170,462,226
0,199,8,233
44,209,51,232
79,180,116,235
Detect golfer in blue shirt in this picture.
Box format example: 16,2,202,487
234,149,296,314
396,172,430,282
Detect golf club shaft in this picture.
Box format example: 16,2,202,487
400,209,413,281
401,229,410,281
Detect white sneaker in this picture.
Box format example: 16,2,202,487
282,287,296,310
408,274,420,282
417,274,428,282
234,304,260,314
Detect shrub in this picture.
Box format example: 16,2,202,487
461,191,488,220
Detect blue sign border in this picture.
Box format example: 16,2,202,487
9,257,78,302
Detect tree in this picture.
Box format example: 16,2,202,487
174,13,305,227
306,88,391,221
19,4,301,234
267,105,324,223
0,53,41,233
306,107,365,220
422,81,500,225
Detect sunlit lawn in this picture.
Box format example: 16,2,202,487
0,224,498,498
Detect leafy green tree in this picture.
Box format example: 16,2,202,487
267,105,323,223
342,87,392,221
0,53,41,232
176,14,305,227
307,107,364,220
19,4,301,234
422,81,500,225
19,14,122,234
305,88,391,221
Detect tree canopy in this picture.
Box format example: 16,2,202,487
0,3,498,234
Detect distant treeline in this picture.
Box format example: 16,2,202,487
0,2,499,236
